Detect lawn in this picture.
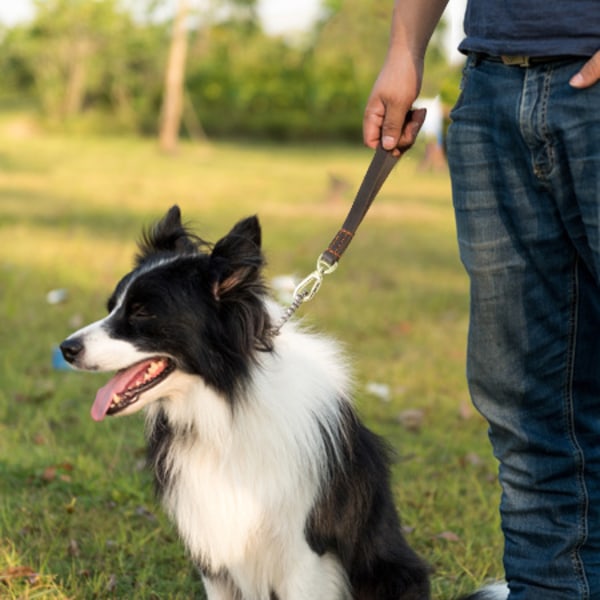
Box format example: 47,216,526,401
0,116,503,598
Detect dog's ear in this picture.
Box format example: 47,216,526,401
136,205,200,265
209,216,264,300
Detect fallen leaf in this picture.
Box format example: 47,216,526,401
459,399,474,420
42,463,74,484
0,565,39,585
67,539,80,557
32,433,46,446
462,452,484,468
41,466,56,482
436,531,461,543
390,321,412,336
396,409,425,432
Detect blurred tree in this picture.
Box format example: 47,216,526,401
315,0,390,59
311,0,390,107
0,0,166,132
183,0,390,141
0,0,460,141
159,0,260,149
159,0,189,153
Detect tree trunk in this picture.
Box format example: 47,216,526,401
63,37,91,119
159,0,189,153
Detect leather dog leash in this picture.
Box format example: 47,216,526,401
321,145,406,268
272,109,427,334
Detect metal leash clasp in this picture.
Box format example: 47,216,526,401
270,255,338,336
293,255,338,303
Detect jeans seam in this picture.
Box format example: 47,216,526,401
539,67,555,178
566,256,590,599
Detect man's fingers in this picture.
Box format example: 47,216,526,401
363,104,385,149
570,51,600,89
380,105,409,150
397,107,427,150
363,97,426,152
384,107,427,155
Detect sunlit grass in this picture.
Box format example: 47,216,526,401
0,123,502,598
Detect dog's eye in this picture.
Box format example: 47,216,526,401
129,303,154,320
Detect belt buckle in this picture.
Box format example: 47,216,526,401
500,55,531,67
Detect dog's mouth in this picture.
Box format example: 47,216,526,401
91,357,175,421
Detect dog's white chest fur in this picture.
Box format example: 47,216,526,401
147,329,351,599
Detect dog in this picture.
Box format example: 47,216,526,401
60,206,506,600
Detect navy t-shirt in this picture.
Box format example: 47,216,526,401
459,0,600,57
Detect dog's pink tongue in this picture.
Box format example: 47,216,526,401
91,363,147,422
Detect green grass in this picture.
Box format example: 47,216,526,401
0,117,503,598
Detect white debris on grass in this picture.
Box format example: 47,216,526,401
365,382,391,402
271,275,298,304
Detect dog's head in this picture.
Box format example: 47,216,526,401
61,205,272,421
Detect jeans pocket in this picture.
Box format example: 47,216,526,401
449,54,475,118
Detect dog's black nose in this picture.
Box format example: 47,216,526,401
60,338,84,363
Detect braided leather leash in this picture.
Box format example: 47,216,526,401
272,109,426,334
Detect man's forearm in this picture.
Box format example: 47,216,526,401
363,0,449,150
388,0,450,60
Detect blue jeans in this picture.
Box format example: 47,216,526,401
447,54,600,599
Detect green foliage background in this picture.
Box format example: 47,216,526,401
0,0,462,140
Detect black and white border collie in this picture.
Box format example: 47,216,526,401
60,206,506,600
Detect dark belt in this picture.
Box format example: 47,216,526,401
475,53,579,67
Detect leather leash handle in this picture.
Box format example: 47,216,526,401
321,108,427,267
321,145,399,266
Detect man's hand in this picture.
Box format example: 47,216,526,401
570,50,600,88
363,0,447,152
363,56,424,153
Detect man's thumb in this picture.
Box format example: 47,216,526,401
570,53,600,89
382,107,427,151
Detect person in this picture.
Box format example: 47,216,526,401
363,1,600,599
